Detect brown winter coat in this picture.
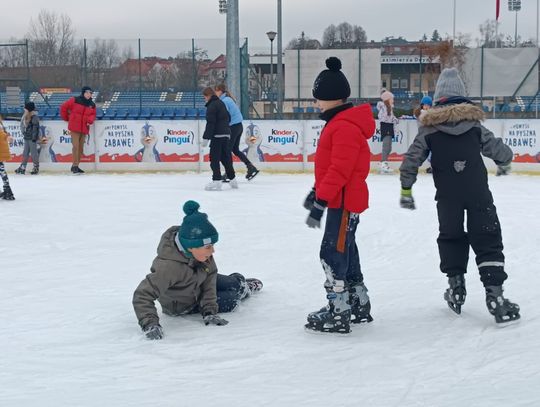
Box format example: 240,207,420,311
0,125,12,161
132,226,219,329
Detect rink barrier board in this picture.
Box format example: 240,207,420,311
3,119,540,173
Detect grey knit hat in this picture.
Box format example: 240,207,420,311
433,68,466,100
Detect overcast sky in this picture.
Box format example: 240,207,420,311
2,0,539,52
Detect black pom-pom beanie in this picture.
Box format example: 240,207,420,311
312,57,351,101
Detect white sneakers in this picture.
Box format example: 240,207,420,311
205,178,239,191
379,161,394,174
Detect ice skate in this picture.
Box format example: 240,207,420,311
15,166,25,175
485,286,520,324
305,291,351,334
378,161,393,174
229,178,239,189
204,181,222,191
350,283,373,324
221,173,230,183
30,164,39,175
246,165,259,181
246,278,263,294
0,185,15,200
71,166,84,175
444,274,466,315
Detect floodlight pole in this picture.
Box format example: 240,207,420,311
277,0,283,118
226,0,241,108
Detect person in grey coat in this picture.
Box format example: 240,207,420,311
15,102,41,175
399,68,520,325
132,200,263,340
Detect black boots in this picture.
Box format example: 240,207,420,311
485,286,520,324
71,165,85,174
306,291,351,334
0,185,15,200
444,274,467,314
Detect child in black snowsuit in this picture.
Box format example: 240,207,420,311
399,68,520,324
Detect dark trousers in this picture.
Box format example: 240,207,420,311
216,273,248,313
436,199,508,286
229,123,253,168
210,137,235,181
0,162,10,187
320,207,364,288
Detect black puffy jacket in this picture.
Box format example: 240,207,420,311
203,95,231,140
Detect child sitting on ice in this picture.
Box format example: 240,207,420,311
133,200,262,340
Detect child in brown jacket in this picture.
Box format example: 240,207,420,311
0,114,15,200
133,200,262,340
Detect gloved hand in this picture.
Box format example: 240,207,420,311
496,164,511,176
143,324,163,340
306,199,327,228
303,187,316,210
399,187,416,210
201,139,210,148
203,314,229,326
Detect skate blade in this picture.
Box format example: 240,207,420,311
446,302,462,315
246,170,259,181
494,314,521,328
304,323,351,335
351,314,374,324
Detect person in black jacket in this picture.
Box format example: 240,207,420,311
202,87,237,191
15,102,41,175
399,68,520,324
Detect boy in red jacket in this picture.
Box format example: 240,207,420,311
304,57,376,334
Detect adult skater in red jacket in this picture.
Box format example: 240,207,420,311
304,57,376,334
60,86,96,174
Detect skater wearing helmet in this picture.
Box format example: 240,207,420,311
133,200,262,340
414,95,433,173
399,68,520,324
303,57,376,334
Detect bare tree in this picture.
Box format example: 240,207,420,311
477,19,503,47
27,9,78,66
322,22,367,48
322,24,338,49
86,39,121,90
0,37,26,67
286,32,321,50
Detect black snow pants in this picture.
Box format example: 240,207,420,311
436,198,508,287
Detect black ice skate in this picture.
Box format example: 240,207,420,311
0,185,15,200
444,274,466,314
485,286,520,324
15,166,25,175
71,166,85,174
305,291,351,334
221,173,230,183
246,165,259,181
350,283,373,324
30,164,39,175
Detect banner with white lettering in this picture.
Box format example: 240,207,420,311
368,120,409,161
304,120,325,162
6,120,94,163
502,120,540,163
95,120,199,162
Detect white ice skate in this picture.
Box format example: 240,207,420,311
204,181,222,191
229,178,239,189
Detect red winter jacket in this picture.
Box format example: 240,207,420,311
314,103,375,213
60,97,97,135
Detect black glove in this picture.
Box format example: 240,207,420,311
399,187,416,210
303,188,316,210
143,324,163,340
306,199,327,228
203,314,229,326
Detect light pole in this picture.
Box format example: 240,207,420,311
220,0,241,110
276,0,283,119
267,31,276,119
508,0,522,47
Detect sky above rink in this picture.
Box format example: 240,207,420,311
2,0,539,51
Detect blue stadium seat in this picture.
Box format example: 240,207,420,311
305,106,315,113
103,109,116,119
127,107,140,119
292,107,304,113
197,108,206,117
150,107,163,119
139,107,151,120
96,107,105,119
174,107,186,119
186,108,198,118
162,107,175,119
115,108,128,120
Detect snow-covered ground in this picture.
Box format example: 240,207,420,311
1,171,539,407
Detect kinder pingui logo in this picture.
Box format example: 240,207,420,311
268,129,299,145
164,129,194,145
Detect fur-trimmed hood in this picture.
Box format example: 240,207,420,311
420,103,485,136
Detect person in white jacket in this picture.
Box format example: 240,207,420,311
376,90,398,174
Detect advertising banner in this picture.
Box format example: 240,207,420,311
95,120,199,163
368,120,409,161
501,120,540,163
6,119,94,163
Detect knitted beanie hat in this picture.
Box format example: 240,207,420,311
24,102,35,112
420,96,433,106
381,91,394,102
81,86,93,95
178,201,219,250
312,57,351,101
433,68,466,100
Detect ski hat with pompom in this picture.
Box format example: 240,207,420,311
177,200,219,250
312,57,351,101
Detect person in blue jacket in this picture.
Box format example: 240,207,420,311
215,83,259,181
